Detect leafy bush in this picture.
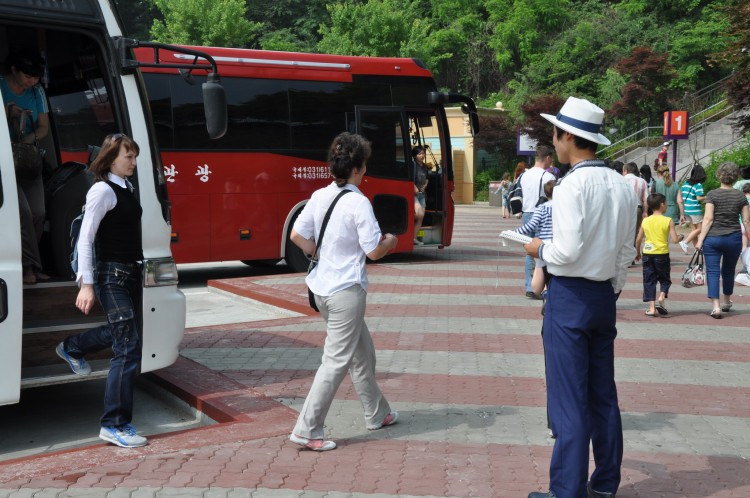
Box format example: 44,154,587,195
474,167,503,202
703,136,750,192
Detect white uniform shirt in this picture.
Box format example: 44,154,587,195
294,182,381,296
520,166,556,213
76,173,132,285
539,161,636,293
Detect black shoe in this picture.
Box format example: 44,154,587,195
526,291,542,300
528,492,556,498
588,482,615,498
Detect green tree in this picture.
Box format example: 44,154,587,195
711,1,750,133
609,47,677,127
246,0,329,52
486,0,571,75
150,0,261,47
318,0,419,57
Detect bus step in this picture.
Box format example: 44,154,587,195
21,360,111,389
23,316,107,335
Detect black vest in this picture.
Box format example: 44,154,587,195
97,180,144,263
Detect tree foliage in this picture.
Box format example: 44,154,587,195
710,1,750,133
124,0,742,161
610,47,677,126
149,0,261,47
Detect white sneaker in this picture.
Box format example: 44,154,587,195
99,424,148,448
679,240,690,254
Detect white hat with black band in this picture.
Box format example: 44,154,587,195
540,96,611,146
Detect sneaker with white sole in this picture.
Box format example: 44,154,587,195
100,424,148,448
367,411,399,430
679,240,690,254
56,342,91,376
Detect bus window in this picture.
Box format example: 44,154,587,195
356,108,409,181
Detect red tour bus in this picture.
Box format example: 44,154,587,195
136,45,478,272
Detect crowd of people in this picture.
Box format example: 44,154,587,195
489,96,750,498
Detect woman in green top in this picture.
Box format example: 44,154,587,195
653,167,680,223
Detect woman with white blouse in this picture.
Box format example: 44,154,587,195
288,132,399,451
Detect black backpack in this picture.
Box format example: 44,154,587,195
508,174,524,215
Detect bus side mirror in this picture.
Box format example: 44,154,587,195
428,91,480,136
202,73,227,139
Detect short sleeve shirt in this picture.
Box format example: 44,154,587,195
0,76,48,138
706,188,747,237
681,183,704,216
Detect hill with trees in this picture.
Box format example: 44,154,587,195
115,0,748,174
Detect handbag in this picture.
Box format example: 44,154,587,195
11,109,44,182
306,189,352,312
681,248,705,288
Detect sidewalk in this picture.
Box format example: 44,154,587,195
1,204,749,497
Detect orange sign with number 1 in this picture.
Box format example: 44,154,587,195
663,111,689,139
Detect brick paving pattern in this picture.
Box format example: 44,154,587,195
1,204,749,497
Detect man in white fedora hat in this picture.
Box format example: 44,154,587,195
524,96,636,498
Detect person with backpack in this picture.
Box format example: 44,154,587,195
55,133,149,448
519,146,556,298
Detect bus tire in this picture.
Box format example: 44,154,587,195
284,211,309,273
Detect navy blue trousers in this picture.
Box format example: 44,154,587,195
65,261,143,428
544,276,623,498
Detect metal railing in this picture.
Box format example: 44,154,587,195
602,100,735,165
600,76,733,162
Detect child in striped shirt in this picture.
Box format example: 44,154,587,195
515,180,556,295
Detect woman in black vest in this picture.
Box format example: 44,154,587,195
55,133,147,448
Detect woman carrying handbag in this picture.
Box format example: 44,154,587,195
1,48,51,284
288,132,399,451
695,162,750,318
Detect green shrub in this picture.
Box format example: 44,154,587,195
474,167,503,202
703,136,750,192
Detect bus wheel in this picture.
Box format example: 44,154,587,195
241,259,281,267
284,211,310,273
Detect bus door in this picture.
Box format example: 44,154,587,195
355,107,412,242
407,110,451,247
0,106,24,405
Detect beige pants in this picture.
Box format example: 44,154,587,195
292,284,391,439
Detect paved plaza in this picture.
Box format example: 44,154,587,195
1,204,749,497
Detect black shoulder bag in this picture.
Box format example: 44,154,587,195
307,189,352,311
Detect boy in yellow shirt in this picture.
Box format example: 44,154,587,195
635,193,684,316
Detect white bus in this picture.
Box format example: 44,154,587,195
0,0,226,405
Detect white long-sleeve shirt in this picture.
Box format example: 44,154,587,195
539,160,636,293
76,173,133,285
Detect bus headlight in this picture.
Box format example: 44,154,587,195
143,258,179,287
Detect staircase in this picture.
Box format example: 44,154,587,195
612,109,743,175
601,76,745,175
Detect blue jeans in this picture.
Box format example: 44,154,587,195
65,261,143,427
641,254,671,301
522,211,535,293
544,276,622,498
703,231,742,299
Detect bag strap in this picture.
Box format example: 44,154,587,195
688,248,703,267
313,189,352,260
538,173,544,197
